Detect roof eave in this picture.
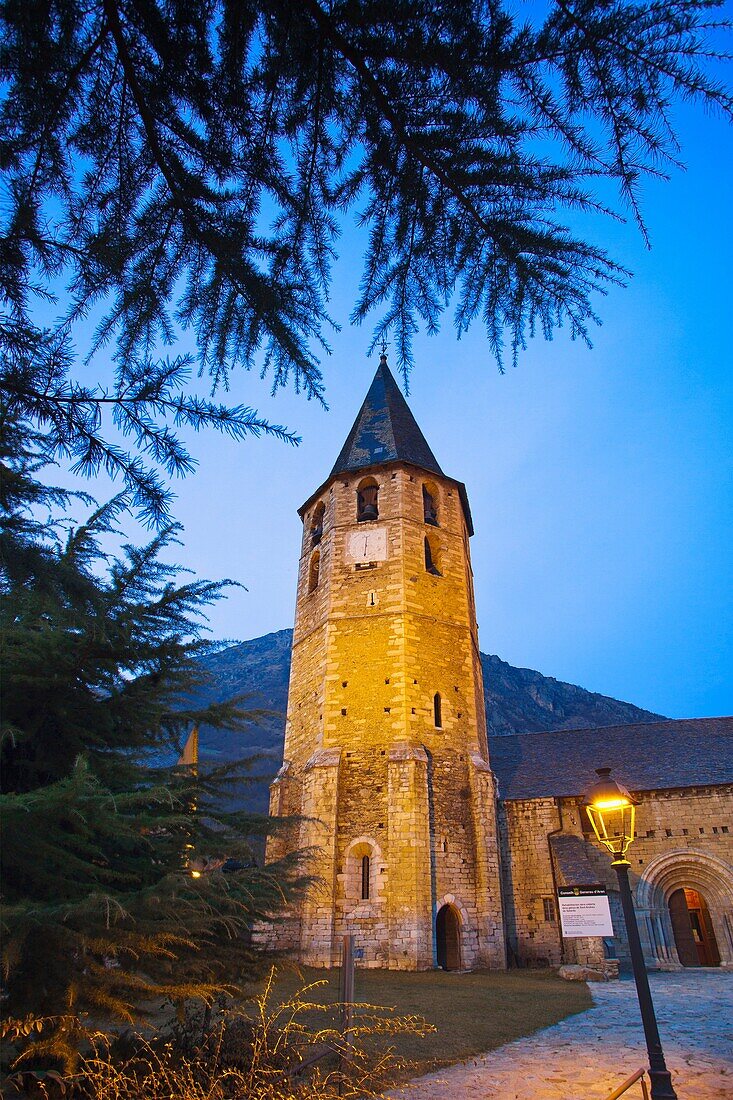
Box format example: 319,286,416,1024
501,779,732,802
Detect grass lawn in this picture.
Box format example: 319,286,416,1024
244,966,593,1079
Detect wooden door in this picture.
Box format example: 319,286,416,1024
669,887,721,967
699,901,721,967
684,889,721,967
436,905,461,970
669,888,698,966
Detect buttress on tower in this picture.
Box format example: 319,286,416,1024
267,358,506,970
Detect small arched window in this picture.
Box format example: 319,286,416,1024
423,484,438,526
308,549,320,592
424,536,441,576
361,854,370,900
311,501,325,546
433,693,443,729
356,477,379,522
345,838,382,906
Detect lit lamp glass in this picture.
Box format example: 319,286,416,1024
583,767,637,862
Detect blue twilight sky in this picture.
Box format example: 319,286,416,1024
42,51,733,721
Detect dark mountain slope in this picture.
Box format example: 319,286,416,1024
481,652,664,736
192,630,663,812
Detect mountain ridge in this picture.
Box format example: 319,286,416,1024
191,629,664,813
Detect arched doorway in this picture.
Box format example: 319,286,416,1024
436,904,461,970
635,850,733,969
668,888,721,967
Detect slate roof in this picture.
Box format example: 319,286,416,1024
489,717,733,800
330,357,444,478
549,833,604,887
299,356,475,532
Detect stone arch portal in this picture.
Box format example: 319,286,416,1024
635,850,733,969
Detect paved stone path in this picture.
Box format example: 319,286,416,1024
392,971,732,1100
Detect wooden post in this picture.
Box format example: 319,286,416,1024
339,934,355,1088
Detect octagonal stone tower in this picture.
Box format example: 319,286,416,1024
268,357,505,970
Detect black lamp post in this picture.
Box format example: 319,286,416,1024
583,768,678,1100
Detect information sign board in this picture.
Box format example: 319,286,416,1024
557,884,614,938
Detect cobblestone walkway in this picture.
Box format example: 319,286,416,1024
391,971,732,1100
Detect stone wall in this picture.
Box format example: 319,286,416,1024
499,797,564,967
501,785,733,970
270,462,505,969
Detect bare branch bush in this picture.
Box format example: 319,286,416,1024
3,971,433,1100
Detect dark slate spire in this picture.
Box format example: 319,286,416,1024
330,355,444,478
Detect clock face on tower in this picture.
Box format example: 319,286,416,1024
346,526,388,564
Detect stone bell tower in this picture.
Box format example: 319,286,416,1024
268,357,505,970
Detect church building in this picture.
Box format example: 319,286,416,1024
266,359,733,973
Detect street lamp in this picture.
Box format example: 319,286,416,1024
583,768,678,1100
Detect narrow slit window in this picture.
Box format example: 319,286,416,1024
424,536,441,575
308,550,320,592
361,854,370,900
433,692,442,728
543,897,556,923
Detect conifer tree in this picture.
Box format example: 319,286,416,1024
1,1,731,524
0,405,305,1069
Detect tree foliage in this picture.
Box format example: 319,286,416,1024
0,408,305,1069
1,0,731,522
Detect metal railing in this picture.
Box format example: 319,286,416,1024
603,1067,650,1100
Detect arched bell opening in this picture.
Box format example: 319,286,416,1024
422,482,439,526
356,477,379,522
436,903,461,970
668,887,721,967
311,501,325,545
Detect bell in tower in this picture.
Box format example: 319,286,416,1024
356,480,379,522
266,355,506,971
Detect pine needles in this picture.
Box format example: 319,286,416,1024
2,2,731,520
0,409,309,1072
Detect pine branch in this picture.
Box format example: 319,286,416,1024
1,0,730,503
1,340,299,524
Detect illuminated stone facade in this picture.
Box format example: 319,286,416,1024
499,782,733,972
488,721,733,971
265,360,733,975
267,359,505,969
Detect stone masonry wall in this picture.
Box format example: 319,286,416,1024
500,798,564,967
272,462,505,969
501,785,733,970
